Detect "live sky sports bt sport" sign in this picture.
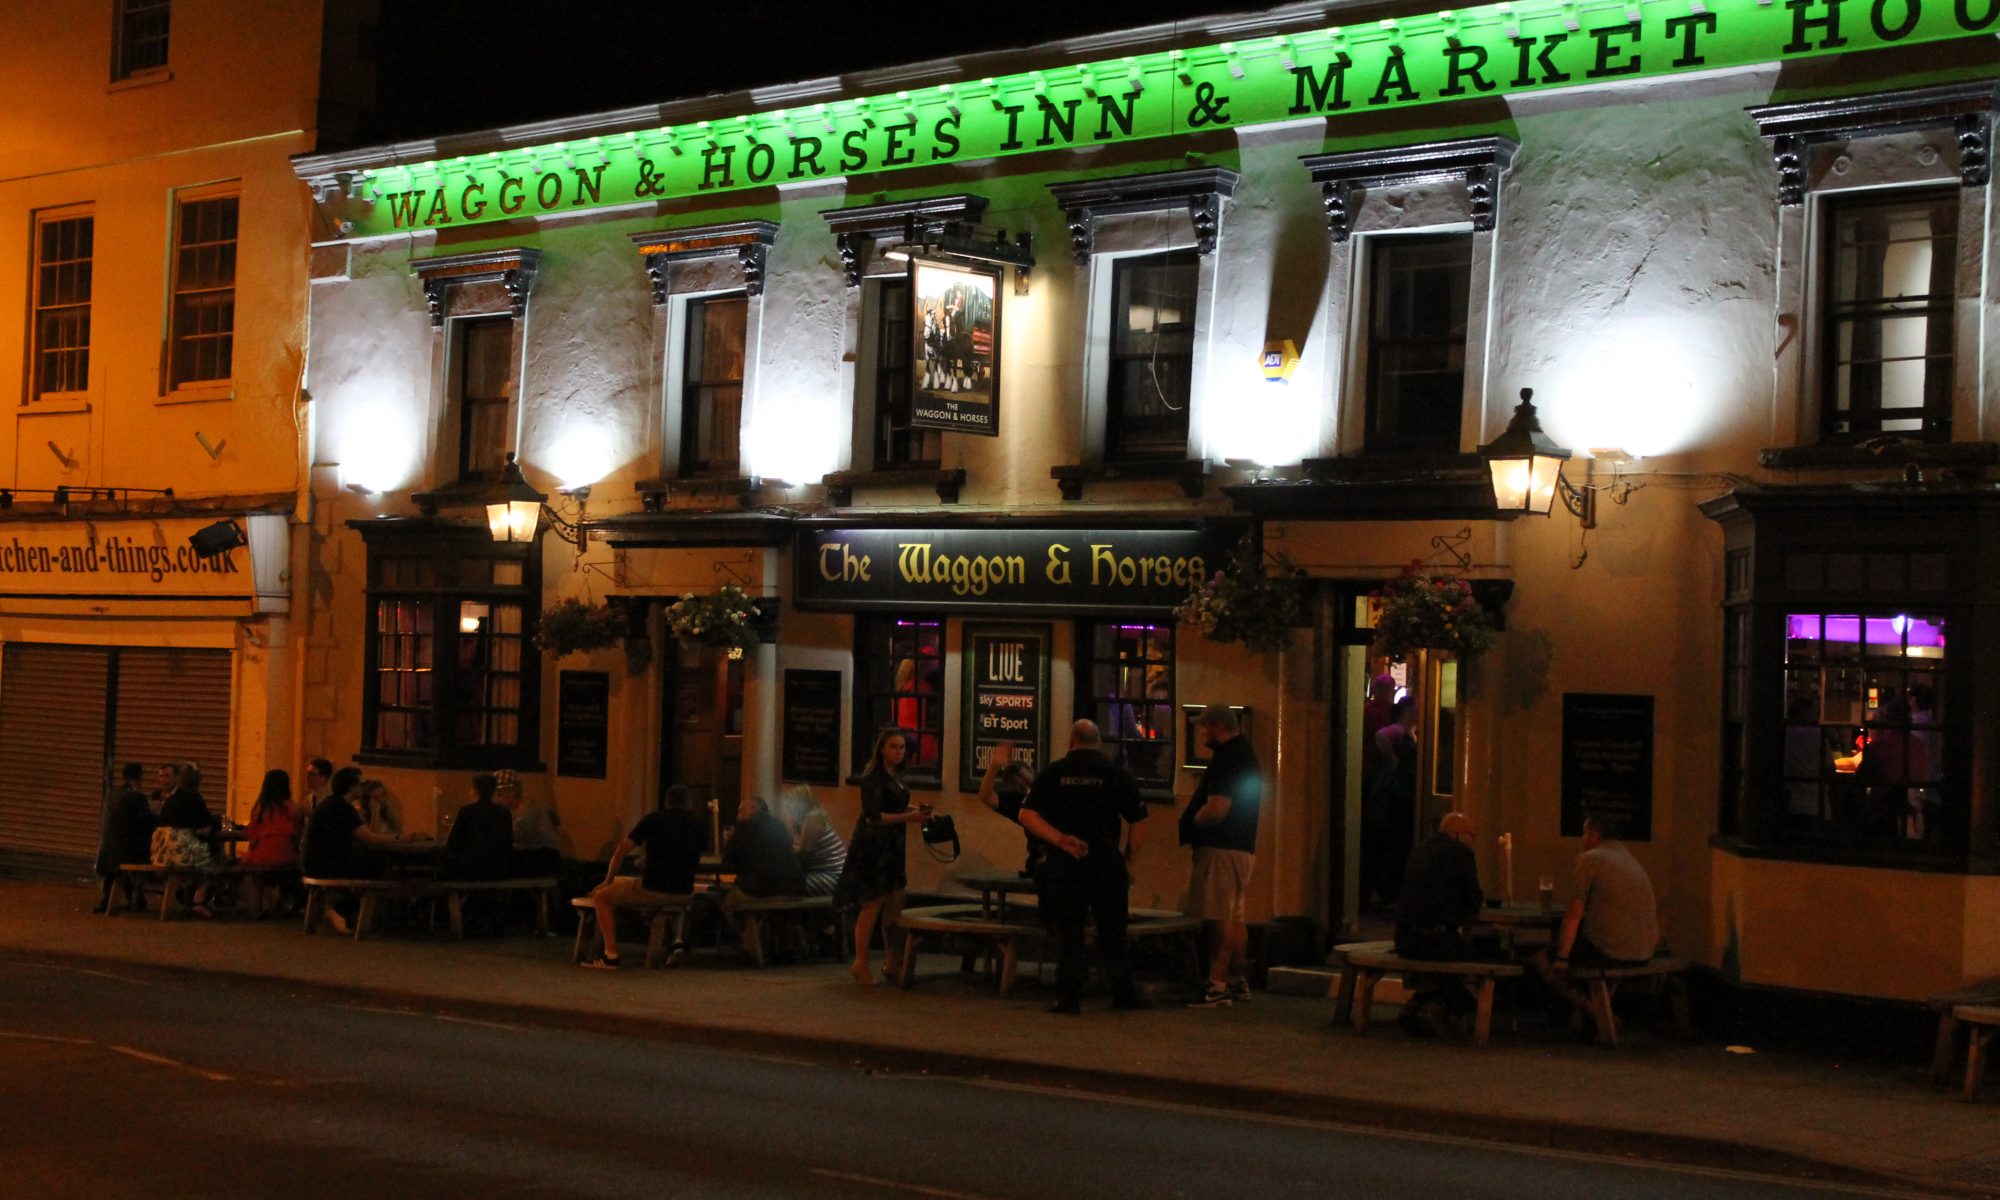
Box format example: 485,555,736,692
322,0,2000,239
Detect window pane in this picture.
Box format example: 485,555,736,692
873,277,942,468
1366,233,1471,454
169,196,237,386
1823,190,1956,439
32,215,94,397
1081,622,1175,789
1773,608,1947,850
114,0,171,79
1105,252,1196,461
457,319,514,478
682,294,747,475
853,615,944,780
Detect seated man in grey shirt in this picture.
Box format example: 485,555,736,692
1538,813,1660,1020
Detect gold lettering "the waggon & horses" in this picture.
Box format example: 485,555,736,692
889,542,1206,597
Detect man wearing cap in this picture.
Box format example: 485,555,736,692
1179,707,1262,1008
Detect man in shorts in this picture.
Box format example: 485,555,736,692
1179,707,1262,1008
583,785,705,969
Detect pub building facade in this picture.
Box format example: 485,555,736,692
293,0,2000,1001
0,1,320,870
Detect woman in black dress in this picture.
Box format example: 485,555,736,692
836,729,931,985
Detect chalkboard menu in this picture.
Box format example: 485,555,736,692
961,623,1051,792
1561,693,1654,841
782,669,843,786
556,671,610,779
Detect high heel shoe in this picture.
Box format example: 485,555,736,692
849,962,878,986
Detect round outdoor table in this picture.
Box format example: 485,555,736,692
378,837,442,878
950,868,1039,919
1476,903,1561,951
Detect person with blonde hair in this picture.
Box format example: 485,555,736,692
832,728,930,984
779,783,846,897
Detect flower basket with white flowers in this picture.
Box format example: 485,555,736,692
1172,535,1311,653
663,584,764,653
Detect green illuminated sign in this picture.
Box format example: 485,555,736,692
327,0,2000,238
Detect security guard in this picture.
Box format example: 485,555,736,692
1018,719,1150,1014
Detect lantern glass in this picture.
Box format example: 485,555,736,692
486,498,539,543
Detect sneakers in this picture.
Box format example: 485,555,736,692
580,953,622,970
1227,979,1252,1003
664,944,688,968
1185,984,1234,1009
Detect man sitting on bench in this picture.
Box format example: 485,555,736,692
583,785,704,970
1395,812,1499,1037
1538,813,1661,1021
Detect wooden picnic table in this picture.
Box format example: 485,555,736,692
1475,903,1561,950
950,868,1039,919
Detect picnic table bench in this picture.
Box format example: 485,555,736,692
1930,977,2000,1086
1565,957,1692,1049
727,893,835,967
1343,948,1524,1047
114,862,296,920
571,894,708,968
894,904,1200,996
1326,940,1395,1027
1952,1005,2000,1101
302,876,556,941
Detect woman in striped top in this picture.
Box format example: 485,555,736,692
779,784,846,897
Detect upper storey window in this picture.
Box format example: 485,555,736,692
1821,189,1957,440
113,0,170,81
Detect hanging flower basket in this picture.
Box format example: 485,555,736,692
663,584,764,653
1172,535,1311,653
1370,564,1497,661
533,598,626,658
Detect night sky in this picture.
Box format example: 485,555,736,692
337,0,1265,149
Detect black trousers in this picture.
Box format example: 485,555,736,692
1042,856,1135,1007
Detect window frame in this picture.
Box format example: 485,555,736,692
1359,230,1475,456
28,207,94,403
856,274,942,471
677,290,750,478
111,0,170,82
1076,620,1178,797
1750,85,1993,456
450,315,516,483
166,187,238,393
1303,137,1514,462
851,614,946,789
1702,484,1993,873
1815,186,1959,443
1101,250,1201,463
359,539,543,771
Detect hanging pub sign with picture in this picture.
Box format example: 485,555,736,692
909,258,1001,437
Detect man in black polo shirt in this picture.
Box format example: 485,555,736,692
1179,707,1262,1008
1019,720,1150,1015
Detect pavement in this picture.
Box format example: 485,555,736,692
3,877,1996,1197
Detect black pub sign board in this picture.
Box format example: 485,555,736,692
1560,693,1654,842
796,526,1234,615
556,670,611,779
781,669,843,786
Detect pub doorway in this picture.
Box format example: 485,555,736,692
1330,596,1461,935
657,638,743,855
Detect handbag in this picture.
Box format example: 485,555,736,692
920,813,961,863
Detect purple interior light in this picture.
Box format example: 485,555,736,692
1787,613,1946,649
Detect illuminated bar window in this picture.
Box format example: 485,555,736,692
1821,188,1957,440
1779,610,1947,848
1081,622,1176,792
853,615,944,783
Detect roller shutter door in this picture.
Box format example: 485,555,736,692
0,644,231,868
112,648,231,797
0,645,110,863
